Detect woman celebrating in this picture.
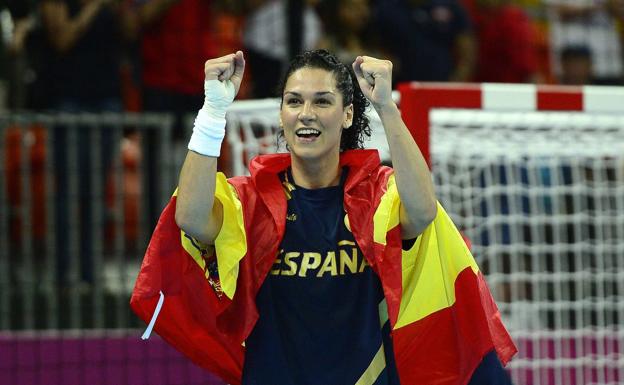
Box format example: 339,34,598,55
132,50,516,385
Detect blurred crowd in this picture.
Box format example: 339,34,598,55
0,0,622,117
0,0,622,294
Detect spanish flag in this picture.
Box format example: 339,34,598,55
373,197,517,384
357,159,517,384
130,150,516,385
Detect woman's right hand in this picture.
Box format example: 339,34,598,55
204,51,246,96
176,52,245,244
201,51,246,120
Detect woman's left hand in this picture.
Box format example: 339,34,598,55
352,56,394,110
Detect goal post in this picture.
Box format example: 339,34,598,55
397,82,624,165
398,82,624,385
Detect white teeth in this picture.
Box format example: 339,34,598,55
296,128,321,135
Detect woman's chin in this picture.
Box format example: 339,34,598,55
291,147,322,161
290,144,334,162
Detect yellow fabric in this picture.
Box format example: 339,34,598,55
354,344,386,385
213,172,248,299
398,204,478,329
371,179,478,330
179,172,247,300
378,299,389,327
180,229,215,280
373,174,400,246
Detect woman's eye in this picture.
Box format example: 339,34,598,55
287,99,301,105
317,98,331,105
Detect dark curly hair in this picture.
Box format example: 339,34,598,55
278,49,371,151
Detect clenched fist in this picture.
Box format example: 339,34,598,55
352,56,394,110
204,51,245,91
202,51,246,120
187,51,246,157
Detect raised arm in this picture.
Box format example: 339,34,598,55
352,56,437,239
175,51,245,244
40,0,108,53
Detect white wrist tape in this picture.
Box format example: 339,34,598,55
188,110,226,157
187,79,236,157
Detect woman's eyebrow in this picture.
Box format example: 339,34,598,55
284,91,336,96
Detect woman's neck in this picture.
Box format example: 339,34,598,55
290,152,341,189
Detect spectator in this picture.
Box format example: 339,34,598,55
559,45,597,85
546,0,624,85
41,0,127,111
2,0,48,289
2,0,50,110
129,0,242,135
3,2,37,99
316,0,384,66
374,0,476,83
40,0,131,287
243,0,322,97
127,0,243,230
470,0,539,83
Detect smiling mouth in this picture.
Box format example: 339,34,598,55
295,128,321,139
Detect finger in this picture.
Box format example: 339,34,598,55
205,53,237,66
359,55,380,62
359,62,376,85
217,56,236,81
205,62,233,80
205,54,237,80
352,56,365,80
352,56,374,91
230,50,246,89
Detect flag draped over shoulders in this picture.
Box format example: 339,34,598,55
129,192,243,384
130,149,516,385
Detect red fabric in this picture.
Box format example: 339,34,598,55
141,0,218,94
392,269,517,385
474,5,538,83
131,149,516,384
130,198,243,384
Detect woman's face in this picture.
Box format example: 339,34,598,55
281,67,353,161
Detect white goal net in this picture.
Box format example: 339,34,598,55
431,109,624,385
224,89,624,385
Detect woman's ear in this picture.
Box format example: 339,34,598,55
344,104,354,128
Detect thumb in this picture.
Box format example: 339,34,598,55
230,51,246,93
352,57,372,93
352,56,365,83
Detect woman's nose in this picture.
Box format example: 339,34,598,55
299,102,315,122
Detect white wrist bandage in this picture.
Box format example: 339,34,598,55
188,79,236,157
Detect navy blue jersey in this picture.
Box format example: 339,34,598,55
468,350,514,385
241,168,512,385
242,168,400,385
